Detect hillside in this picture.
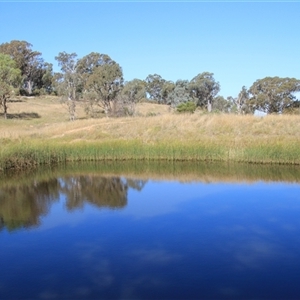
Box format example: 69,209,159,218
1,95,300,169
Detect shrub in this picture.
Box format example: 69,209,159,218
176,101,196,113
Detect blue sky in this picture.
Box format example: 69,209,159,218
0,1,299,98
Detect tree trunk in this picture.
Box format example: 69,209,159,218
104,99,111,117
68,97,76,121
27,80,33,95
4,99,7,119
207,99,212,113
67,88,76,121
1,98,7,119
104,104,110,118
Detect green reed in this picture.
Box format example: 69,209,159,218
1,137,300,172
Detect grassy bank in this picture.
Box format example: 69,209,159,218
1,134,300,171
1,96,300,170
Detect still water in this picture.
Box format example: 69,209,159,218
1,162,300,299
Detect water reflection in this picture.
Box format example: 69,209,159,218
1,163,300,299
62,176,129,210
0,179,59,231
0,176,146,231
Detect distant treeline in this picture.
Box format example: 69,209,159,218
1,40,300,119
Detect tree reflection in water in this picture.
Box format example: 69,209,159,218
0,176,146,231
0,179,59,231
61,176,139,210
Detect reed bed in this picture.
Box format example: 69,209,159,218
1,136,300,171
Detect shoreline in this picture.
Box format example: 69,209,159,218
1,138,300,172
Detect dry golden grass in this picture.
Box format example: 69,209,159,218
135,101,171,116
1,96,300,144
0,96,172,140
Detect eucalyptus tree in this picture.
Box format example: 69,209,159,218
55,52,80,121
0,40,50,95
85,59,123,117
51,72,64,96
235,86,249,114
145,74,166,103
75,52,124,117
189,72,220,112
118,79,146,116
161,80,175,104
145,74,176,104
167,80,191,109
212,96,232,113
227,86,250,114
0,54,21,119
76,52,113,92
122,79,146,102
41,62,54,94
248,77,300,114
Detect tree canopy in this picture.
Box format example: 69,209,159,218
0,40,51,95
55,52,80,121
248,77,300,114
121,79,146,103
117,79,146,115
85,56,123,116
167,80,191,108
145,74,166,104
0,53,21,118
189,72,220,112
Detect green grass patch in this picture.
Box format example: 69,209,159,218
1,137,300,172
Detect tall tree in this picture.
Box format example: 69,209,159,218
248,77,300,114
235,86,249,114
55,52,80,121
167,80,191,109
77,52,112,74
161,80,175,104
41,62,54,94
212,95,232,113
0,54,21,119
77,52,113,92
117,79,146,116
189,72,220,112
0,40,49,95
51,72,64,96
85,61,123,116
121,79,146,103
227,86,250,114
145,74,166,104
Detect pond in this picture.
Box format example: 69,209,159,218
1,162,300,299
